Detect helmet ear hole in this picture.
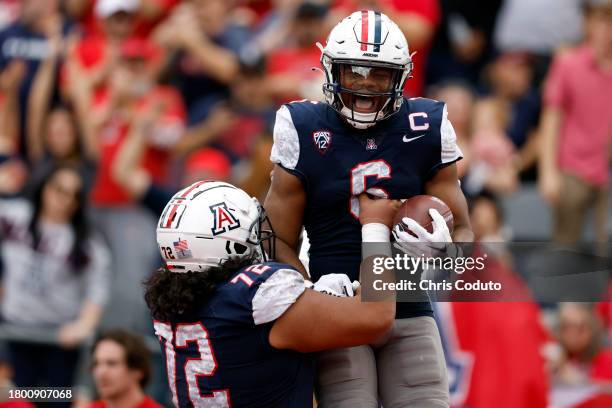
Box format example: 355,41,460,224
234,243,248,255
226,241,249,255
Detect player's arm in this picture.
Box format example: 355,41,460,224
269,195,398,353
264,165,308,277
426,163,473,242
423,102,473,243
264,105,309,277
270,287,395,353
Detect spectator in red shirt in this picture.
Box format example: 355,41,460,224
89,37,185,207
84,37,185,332
538,0,612,245
553,303,612,385
88,329,162,408
70,0,140,91
332,0,440,96
65,0,180,38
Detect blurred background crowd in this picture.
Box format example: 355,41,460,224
0,0,610,407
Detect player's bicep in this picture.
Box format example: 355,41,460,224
264,165,305,250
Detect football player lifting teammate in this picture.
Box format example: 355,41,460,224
264,10,474,407
145,181,399,407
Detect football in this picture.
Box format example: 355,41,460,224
393,195,454,235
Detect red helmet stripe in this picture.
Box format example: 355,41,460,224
360,10,369,51
179,180,207,199
164,204,179,228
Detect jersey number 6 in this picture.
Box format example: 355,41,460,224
350,159,392,218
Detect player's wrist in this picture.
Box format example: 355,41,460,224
362,223,390,242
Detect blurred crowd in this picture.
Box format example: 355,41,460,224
0,0,610,407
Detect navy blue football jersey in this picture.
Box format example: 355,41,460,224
270,98,462,318
153,262,313,408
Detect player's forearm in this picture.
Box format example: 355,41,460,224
315,296,395,349
271,290,394,352
426,167,473,243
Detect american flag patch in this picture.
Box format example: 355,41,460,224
173,238,192,259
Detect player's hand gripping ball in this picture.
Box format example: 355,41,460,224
392,195,454,258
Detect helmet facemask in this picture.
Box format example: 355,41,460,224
321,56,412,129
245,199,276,263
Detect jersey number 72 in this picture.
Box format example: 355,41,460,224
154,321,230,407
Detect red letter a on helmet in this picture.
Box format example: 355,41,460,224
210,203,241,235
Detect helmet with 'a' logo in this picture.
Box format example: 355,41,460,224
156,181,275,273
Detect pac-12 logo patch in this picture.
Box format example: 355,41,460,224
313,130,332,154
210,202,240,235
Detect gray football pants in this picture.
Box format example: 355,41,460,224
315,316,449,408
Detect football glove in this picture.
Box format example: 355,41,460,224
392,208,453,258
305,274,359,297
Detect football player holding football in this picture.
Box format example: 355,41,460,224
145,181,398,407
264,10,474,407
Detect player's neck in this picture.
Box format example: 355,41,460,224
103,387,146,408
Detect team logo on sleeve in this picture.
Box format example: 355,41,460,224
210,203,241,235
313,130,332,154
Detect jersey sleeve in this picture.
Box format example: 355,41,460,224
221,263,306,326
270,105,307,180
427,102,463,175
251,267,305,325
440,104,463,165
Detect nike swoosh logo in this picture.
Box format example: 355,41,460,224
403,134,426,143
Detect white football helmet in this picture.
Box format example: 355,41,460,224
156,181,274,273
319,10,413,129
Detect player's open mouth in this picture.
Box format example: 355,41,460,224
354,96,376,112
